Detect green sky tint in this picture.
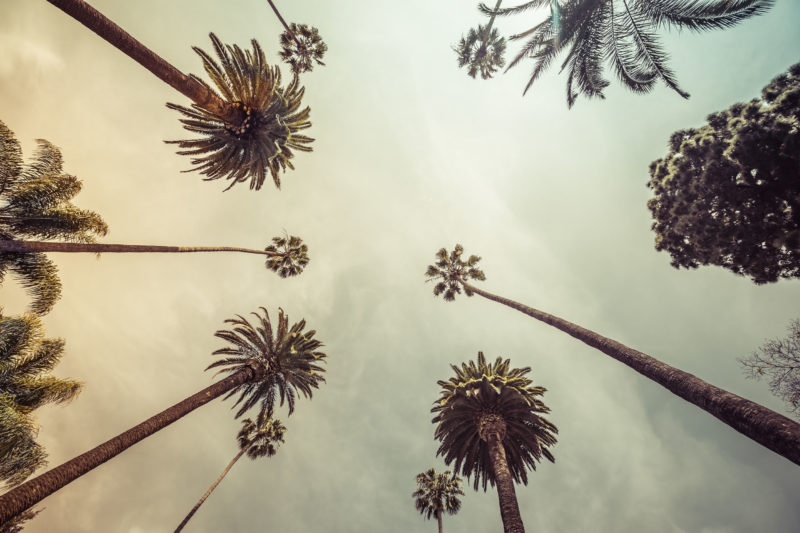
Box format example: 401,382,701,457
1,0,799,531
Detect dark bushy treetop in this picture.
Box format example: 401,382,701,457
647,62,800,284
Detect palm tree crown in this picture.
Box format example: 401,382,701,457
279,23,328,75
167,33,313,191
0,121,107,315
208,307,326,419
265,234,310,277
238,412,286,459
413,467,464,522
0,314,81,487
455,24,507,80
425,244,485,301
432,352,557,491
479,0,774,106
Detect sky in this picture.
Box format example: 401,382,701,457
1,0,799,531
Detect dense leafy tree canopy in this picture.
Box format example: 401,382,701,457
412,467,464,522
647,62,800,284
265,234,310,278
0,120,107,315
740,319,800,417
238,412,286,459
279,23,328,75
425,244,486,301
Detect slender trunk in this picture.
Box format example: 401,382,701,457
45,0,239,124
479,0,503,49
463,281,800,467
436,510,443,533
265,0,298,42
0,368,256,524
174,444,251,533
0,240,276,256
486,432,525,533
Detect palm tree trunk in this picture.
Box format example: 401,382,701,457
0,240,277,256
486,432,525,533
265,0,298,42
436,510,443,533
462,281,800,467
479,0,503,49
45,0,239,124
0,367,257,524
174,444,251,533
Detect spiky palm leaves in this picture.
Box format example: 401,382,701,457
279,24,328,75
208,307,326,419
413,468,464,527
265,234,309,278
425,244,485,301
167,33,313,191
432,352,557,492
0,121,107,315
0,314,81,487
455,24,507,80
479,0,774,106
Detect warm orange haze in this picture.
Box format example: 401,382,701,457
0,0,798,531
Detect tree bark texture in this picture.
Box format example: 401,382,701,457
0,240,275,256
486,433,526,533
45,0,238,124
463,282,800,467
174,445,250,533
437,510,443,533
0,369,254,525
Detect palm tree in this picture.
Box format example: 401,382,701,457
426,245,800,466
0,314,82,488
478,0,774,106
412,467,464,533
455,0,507,80
0,233,311,278
174,414,286,533
0,307,326,524
432,352,557,533
265,0,327,75
46,0,313,190
0,120,107,315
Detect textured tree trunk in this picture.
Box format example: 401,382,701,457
265,0,297,41
0,240,276,256
463,281,800,467
486,432,525,533
0,368,256,525
436,510,443,533
45,0,239,124
174,444,251,533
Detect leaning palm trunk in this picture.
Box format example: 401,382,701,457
463,281,800,467
45,0,238,124
485,432,525,533
265,0,297,41
174,444,251,533
0,367,259,524
0,240,278,256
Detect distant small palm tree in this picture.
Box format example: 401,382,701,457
174,414,287,532
425,244,800,466
0,307,326,524
266,0,327,74
412,467,464,533
455,0,506,79
0,120,106,315
47,1,313,190
0,314,82,487
478,0,774,106
432,352,557,533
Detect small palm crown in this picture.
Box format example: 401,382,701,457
412,467,464,521
237,412,286,459
207,307,326,419
425,244,486,301
167,33,313,191
455,24,506,80
432,352,557,491
279,24,328,75
265,234,309,278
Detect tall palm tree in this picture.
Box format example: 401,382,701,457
0,233,310,278
432,352,557,533
0,314,82,488
0,121,106,315
455,0,507,80
46,0,313,190
266,0,328,75
174,414,286,533
426,245,800,466
478,0,774,106
0,307,326,524
412,467,464,533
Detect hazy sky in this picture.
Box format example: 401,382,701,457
1,1,799,532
